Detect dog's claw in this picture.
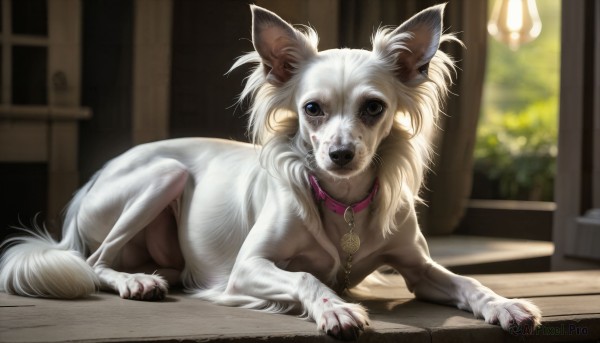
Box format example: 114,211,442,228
328,325,340,337
328,325,361,341
143,286,166,301
119,273,168,301
318,299,368,341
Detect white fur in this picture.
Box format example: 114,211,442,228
0,4,541,340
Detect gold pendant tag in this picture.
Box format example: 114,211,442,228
341,232,360,254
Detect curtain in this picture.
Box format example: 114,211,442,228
340,0,488,235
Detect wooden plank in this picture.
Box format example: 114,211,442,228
468,199,556,211
0,105,91,120
45,0,86,227
473,271,600,298
428,315,600,343
427,235,553,267
0,291,427,343
354,271,600,300
0,35,48,46
1,289,599,342
131,0,172,145
531,295,600,316
0,292,306,343
48,0,83,107
445,256,550,275
339,297,594,342
366,296,600,342
523,315,600,343
457,200,554,241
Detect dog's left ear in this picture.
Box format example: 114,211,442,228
374,4,445,83
251,5,318,85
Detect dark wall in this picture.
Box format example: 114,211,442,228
170,0,252,140
0,164,47,241
80,0,134,182
80,0,255,182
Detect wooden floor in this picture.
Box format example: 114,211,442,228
1,236,598,343
427,235,554,274
2,272,599,342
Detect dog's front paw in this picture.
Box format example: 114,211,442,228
117,273,168,301
315,298,369,341
482,298,541,333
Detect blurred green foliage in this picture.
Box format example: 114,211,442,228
475,0,561,201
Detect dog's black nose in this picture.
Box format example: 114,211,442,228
329,145,355,167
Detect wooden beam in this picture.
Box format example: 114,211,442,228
0,105,91,120
47,0,86,224
132,0,172,145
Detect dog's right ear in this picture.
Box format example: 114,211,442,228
251,5,318,85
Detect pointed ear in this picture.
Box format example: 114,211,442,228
374,4,445,83
251,5,318,85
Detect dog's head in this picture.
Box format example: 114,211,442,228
233,4,456,233
240,4,451,182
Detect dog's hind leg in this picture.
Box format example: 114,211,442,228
83,158,189,301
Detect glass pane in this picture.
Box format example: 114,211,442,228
0,163,48,243
473,0,560,201
12,45,47,105
12,0,48,36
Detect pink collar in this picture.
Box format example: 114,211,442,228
309,175,379,215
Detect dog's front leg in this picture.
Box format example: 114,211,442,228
391,229,541,332
228,257,368,340
410,261,541,331
225,210,368,340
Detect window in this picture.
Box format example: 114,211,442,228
458,0,561,242
473,0,561,202
1,0,49,105
0,0,89,238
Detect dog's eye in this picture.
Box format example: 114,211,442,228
304,102,323,116
362,100,385,117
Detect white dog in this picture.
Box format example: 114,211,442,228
0,4,541,340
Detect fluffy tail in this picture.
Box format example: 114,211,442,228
0,176,100,299
0,231,98,298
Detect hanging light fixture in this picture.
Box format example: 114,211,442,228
488,0,542,50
